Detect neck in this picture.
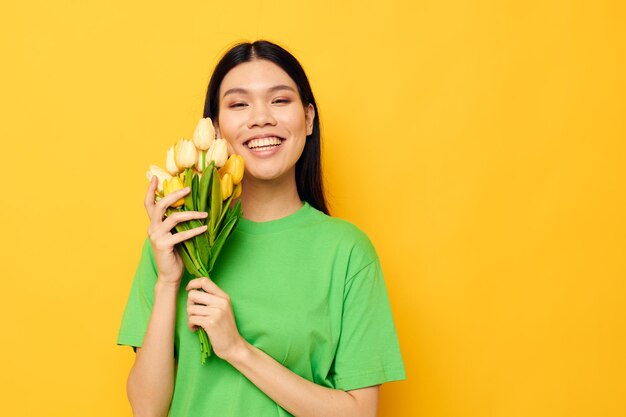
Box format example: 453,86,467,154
240,171,303,222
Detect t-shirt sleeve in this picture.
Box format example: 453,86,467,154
117,236,158,348
331,256,406,391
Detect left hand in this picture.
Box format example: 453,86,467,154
186,277,245,361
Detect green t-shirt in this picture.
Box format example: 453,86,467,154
118,202,405,416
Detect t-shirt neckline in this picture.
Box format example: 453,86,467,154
236,201,316,234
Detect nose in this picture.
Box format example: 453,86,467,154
247,102,277,128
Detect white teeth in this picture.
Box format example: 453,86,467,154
247,137,282,149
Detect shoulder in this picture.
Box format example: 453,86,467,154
306,206,379,267
324,216,375,250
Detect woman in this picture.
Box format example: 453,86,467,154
118,40,405,417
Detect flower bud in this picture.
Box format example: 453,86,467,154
146,165,172,194
219,154,245,185
230,155,245,185
192,117,215,151
207,138,228,168
163,175,185,207
166,145,180,175
175,138,198,169
220,173,233,200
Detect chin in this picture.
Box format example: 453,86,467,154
246,166,294,183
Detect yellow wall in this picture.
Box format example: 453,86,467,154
1,1,624,416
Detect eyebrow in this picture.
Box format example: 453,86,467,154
222,85,297,98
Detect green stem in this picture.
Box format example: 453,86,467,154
198,329,212,363
195,270,211,363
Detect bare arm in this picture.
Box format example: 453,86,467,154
126,177,209,417
230,340,379,417
126,281,178,417
186,277,380,417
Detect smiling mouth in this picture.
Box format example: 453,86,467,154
245,136,284,151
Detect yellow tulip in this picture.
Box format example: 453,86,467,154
220,173,233,200
219,154,245,185
230,155,244,185
163,175,185,207
192,117,215,151
207,138,228,168
174,138,198,169
145,164,172,194
165,145,180,175
218,159,229,178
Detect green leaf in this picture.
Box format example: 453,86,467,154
192,173,199,212
189,218,210,267
209,214,240,272
234,199,242,218
184,168,195,211
197,161,214,215
228,200,242,223
174,220,202,272
217,188,237,231
178,242,201,277
209,166,222,246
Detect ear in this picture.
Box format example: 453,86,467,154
305,104,315,136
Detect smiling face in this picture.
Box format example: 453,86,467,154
215,59,315,183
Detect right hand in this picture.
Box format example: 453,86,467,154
144,176,208,285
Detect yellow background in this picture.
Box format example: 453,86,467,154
1,0,624,416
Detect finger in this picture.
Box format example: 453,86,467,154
166,224,208,246
144,176,158,213
156,186,191,211
187,289,210,306
186,277,229,298
156,210,207,240
151,187,191,223
187,303,211,317
188,311,221,328
187,289,221,307
187,292,231,316
187,316,213,331
162,210,209,231
187,317,199,331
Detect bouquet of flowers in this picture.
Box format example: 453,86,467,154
146,117,244,363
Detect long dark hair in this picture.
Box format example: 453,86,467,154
203,40,329,215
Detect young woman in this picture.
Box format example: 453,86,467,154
118,40,405,417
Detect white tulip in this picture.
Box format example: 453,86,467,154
146,165,172,194
192,117,215,151
165,145,180,175
207,139,229,168
175,138,198,169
